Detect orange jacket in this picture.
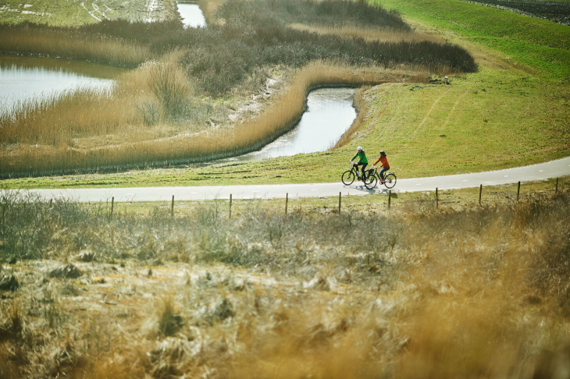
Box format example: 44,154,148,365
374,156,389,168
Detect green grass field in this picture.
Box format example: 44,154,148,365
373,0,570,79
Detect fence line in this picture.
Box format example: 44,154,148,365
102,179,566,217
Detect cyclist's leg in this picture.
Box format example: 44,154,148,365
355,162,363,179
380,167,389,181
361,163,368,181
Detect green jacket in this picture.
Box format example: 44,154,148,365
351,150,368,164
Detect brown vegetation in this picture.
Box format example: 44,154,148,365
0,25,151,67
288,23,445,44
0,188,569,377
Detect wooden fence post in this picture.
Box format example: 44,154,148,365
388,190,391,210
479,185,482,206
338,192,341,214
285,193,289,216
556,178,559,194
436,187,439,209
171,195,174,218
517,181,521,201
110,197,114,219
229,194,232,219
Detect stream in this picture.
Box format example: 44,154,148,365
216,87,356,163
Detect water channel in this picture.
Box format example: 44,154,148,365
177,2,207,28
0,54,122,114
216,87,356,163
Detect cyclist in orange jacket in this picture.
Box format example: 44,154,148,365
372,150,390,183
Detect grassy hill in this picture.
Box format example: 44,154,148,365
374,0,570,79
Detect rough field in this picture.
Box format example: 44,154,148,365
1,183,570,378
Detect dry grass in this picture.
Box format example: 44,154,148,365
289,23,446,44
0,27,150,67
0,189,569,377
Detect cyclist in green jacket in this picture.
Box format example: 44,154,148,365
350,146,368,182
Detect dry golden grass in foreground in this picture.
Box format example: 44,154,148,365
1,189,569,378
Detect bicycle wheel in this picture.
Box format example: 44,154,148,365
364,171,377,189
342,170,355,185
384,173,397,189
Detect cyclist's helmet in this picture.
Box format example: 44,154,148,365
357,146,363,151
380,150,386,156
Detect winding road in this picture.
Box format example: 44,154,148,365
18,157,570,203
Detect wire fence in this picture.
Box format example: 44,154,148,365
102,178,567,220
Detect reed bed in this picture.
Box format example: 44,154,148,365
288,23,446,44
0,24,151,67
0,189,569,377
215,0,412,31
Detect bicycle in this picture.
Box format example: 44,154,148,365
341,164,377,189
370,167,397,189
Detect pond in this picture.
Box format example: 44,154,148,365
0,54,122,114
219,87,356,162
177,2,206,28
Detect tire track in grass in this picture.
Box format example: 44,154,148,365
443,90,469,128
417,89,449,131
81,2,101,22
402,88,450,151
91,4,109,20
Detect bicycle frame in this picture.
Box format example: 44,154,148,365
372,168,396,188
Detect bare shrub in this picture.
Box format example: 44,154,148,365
136,101,161,126
0,274,19,291
49,264,82,279
157,296,184,338
149,62,193,121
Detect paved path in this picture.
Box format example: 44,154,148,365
16,157,570,202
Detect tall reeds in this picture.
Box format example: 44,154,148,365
288,23,445,44
0,24,151,67
149,61,193,121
